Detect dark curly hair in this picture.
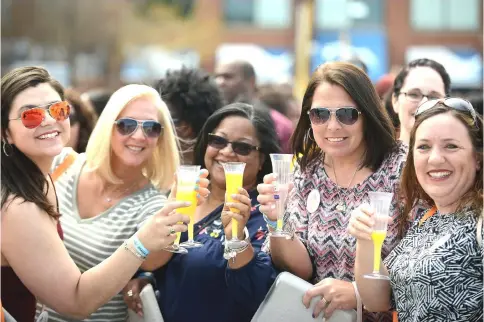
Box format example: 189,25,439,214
154,67,223,136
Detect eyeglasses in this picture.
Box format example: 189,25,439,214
308,107,361,125
114,118,163,138
9,101,71,129
415,97,477,121
400,91,444,103
208,133,260,156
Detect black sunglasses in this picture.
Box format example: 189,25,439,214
415,98,477,121
308,107,361,125
208,133,260,156
114,118,163,138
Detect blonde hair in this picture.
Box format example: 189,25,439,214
85,84,180,190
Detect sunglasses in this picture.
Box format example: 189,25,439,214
114,118,163,138
208,133,260,156
9,101,71,129
415,98,477,121
308,107,361,125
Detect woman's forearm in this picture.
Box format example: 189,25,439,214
64,239,145,317
354,240,392,312
270,236,313,281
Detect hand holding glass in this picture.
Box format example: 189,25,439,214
177,165,203,249
222,162,247,248
269,154,293,238
364,191,393,280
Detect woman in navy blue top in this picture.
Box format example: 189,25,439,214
123,102,280,322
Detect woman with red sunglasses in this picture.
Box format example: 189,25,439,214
257,62,408,322
0,67,195,321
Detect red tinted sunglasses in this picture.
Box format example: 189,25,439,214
9,101,71,129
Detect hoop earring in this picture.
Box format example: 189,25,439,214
2,140,12,157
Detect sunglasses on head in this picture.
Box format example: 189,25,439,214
415,98,477,121
114,118,163,138
308,107,361,125
9,101,71,129
208,133,260,156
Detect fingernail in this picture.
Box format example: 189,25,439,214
195,178,200,184
273,185,279,192
274,194,280,200
231,194,237,198
273,173,278,180
196,193,200,198
194,185,199,191
270,203,276,209
312,313,315,319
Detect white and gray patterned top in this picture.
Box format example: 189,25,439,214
38,148,166,322
384,208,483,322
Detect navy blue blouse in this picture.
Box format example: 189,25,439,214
152,189,278,322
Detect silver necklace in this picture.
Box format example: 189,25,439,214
104,181,141,203
331,160,359,212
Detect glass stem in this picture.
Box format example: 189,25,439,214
373,242,383,273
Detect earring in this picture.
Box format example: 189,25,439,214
2,140,12,157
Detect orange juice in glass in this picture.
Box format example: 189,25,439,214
222,162,247,248
177,165,203,249
364,191,393,280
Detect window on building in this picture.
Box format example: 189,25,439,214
223,0,292,28
315,0,384,30
411,0,480,31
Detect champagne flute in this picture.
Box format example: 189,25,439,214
269,154,293,238
364,191,393,280
177,165,203,249
222,162,247,248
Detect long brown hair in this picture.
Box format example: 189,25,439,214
1,66,64,219
399,104,483,236
292,62,396,172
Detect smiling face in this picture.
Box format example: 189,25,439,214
6,83,70,164
413,112,478,210
111,96,161,169
393,67,446,135
309,82,365,161
204,116,262,191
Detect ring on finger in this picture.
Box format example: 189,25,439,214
127,289,133,297
169,227,176,235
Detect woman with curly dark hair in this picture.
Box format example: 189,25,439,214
155,67,224,164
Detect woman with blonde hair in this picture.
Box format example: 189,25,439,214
40,84,209,321
1,67,191,321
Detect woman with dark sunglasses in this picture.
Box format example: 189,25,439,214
1,67,197,321
123,103,279,322
349,98,483,321
257,62,407,321
37,84,210,321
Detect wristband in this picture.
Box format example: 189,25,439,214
133,235,150,257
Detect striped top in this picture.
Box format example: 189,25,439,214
39,148,166,322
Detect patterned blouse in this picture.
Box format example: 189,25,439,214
384,208,483,322
274,142,408,322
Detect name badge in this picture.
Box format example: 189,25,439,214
306,189,320,213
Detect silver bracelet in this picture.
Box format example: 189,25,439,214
224,227,251,262
123,240,146,261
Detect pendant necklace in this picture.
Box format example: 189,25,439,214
332,160,359,212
